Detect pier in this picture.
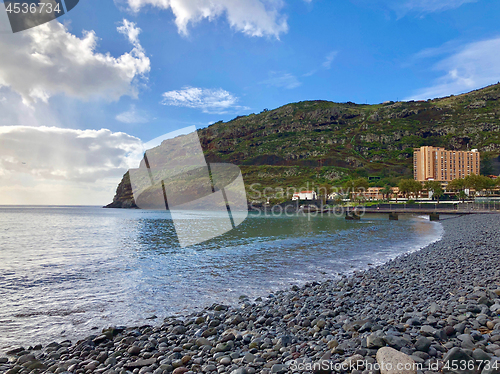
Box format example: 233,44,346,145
343,205,499,221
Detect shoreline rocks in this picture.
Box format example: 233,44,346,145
2,214,500,374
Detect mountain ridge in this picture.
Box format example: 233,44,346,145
106,83,500,208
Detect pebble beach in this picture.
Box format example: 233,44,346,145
2,213,500,374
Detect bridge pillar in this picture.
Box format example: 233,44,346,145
389,213,399,220
429,213,440,221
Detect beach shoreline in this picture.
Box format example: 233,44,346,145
2,213,500,374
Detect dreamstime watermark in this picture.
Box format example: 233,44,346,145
128,126,248,248
3,0,80,33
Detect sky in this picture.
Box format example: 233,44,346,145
0,0,499,205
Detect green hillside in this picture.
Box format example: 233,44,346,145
107,83,500,208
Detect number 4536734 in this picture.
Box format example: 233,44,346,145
5,2,61,14
443,360,499,371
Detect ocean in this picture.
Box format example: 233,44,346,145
0,206,443,352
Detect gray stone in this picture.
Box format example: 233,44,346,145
230,369,248,374
412,351,429,360
410,355,424,364
420,325,436,337
6,347,24,355
414,337,431,352
472,349,491,362
481,358,500,374
96,352,108,363
105,357,117,366
384,335,411,350
215,341,234,352
195,337,212,347
430,302,439,314
367,333,386,349
124,358,157,369
376,347,417,374
16,354,35,364
84,360,100,371
271,364,287,374
455,323,466,334
128,346,141,356
277,335,293,347
243,352,255,363
458,334,476,349
171,325,187,335
442,347,476,374
219,357,231,365
227,315,244,325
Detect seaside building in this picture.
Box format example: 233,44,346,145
413,146,480,182
292,191,317,201
351,187,408,201
364,187,384,200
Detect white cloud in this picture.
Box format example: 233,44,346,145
303,51,339,77
398,0,478,14
322,51,338,69
261,72,301,89
0,126,142,183
161,86,246,114
0,13,150,104
117,19,143,48
407,37,500,100
353,0,478,16
0,87,65,128
125,0,288,39
0,126,146,205
116,104,150,124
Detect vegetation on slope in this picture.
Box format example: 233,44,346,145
107,83,500,207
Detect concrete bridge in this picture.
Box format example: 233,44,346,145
343,207,498,221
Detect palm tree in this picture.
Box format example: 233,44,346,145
344,178,369,201
333,194,344,206
448,178,467,202
458,190,468,203
343,180,356,201
381,185,392,201
398,179,413,200
424,181,444,203
411,180,423,200
317,183,332,204
483,177,497,196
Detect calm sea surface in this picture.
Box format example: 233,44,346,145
0,206,443,352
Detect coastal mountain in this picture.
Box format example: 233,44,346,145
107,83,500,208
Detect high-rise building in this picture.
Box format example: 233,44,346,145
413,146,480,182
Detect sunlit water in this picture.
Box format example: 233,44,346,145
0,206,443,353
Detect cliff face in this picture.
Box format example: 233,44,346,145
107,83,500,208
105,172,137,208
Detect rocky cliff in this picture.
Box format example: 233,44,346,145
107,83,500,208
106,171,138,208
